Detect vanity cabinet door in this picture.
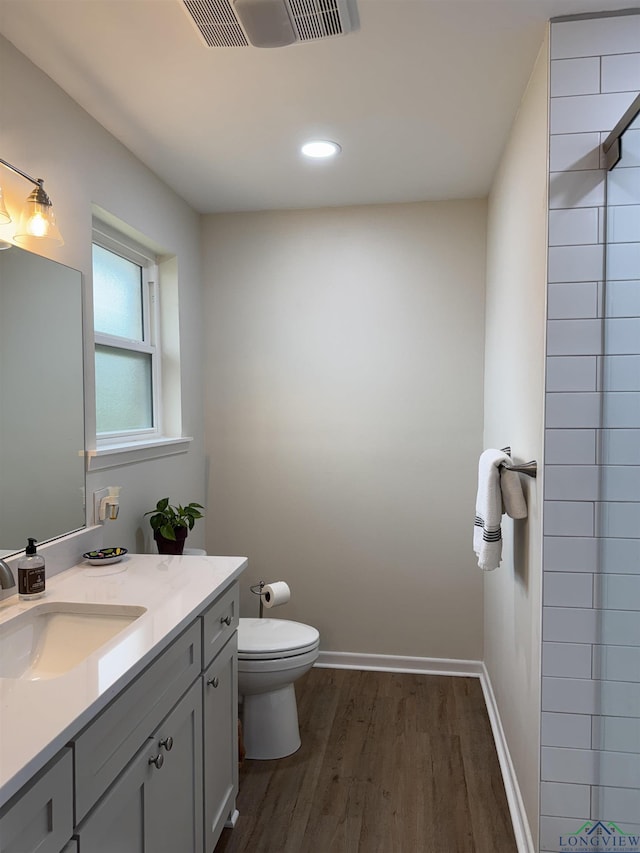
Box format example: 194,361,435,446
147,678,204,853
75,735,152,853
0,749,73,853
77,679,203,853
203,632,238,853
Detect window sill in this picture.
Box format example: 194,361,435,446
87,436,193,471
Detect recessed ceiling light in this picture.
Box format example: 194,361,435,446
301,140,341,159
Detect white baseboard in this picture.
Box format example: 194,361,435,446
479,663,535,853
315,650,483,677
314,651,534,853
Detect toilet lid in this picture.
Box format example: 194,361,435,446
238,618,319,659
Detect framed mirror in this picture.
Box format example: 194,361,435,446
0,246,85,554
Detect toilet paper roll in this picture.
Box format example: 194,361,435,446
261,581,291,609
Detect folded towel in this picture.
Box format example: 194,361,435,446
474,448,528,571
501,468,528,520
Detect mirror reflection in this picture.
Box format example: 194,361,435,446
0,246,85,554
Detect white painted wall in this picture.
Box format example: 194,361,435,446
0,36,207,554
202,201,486,659
484,32,549,850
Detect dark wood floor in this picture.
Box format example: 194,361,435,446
215,667,516,853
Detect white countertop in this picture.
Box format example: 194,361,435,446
0,552,247,809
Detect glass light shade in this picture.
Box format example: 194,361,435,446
14,184,64,247
0,187,11,224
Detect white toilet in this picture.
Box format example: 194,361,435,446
238,617,320,760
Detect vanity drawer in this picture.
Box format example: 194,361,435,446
73,620,201,822
202,581,239,668
0,748,73,853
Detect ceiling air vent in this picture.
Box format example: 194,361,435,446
181,0,357,48
182,0,249,47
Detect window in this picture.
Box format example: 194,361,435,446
89,215,190,470
92,229,160,441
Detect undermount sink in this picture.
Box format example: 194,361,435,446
0,602,147,681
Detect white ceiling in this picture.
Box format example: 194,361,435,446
0,0,637,213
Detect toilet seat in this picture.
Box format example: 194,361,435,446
238,618,319,660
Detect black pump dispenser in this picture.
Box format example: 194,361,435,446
17,537,46,600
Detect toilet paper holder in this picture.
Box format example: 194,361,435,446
250,579,291,617
250,580,266,618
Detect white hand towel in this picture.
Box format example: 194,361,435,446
501,468,528,520
474,448,510,571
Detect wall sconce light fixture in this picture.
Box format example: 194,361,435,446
0,157,64,247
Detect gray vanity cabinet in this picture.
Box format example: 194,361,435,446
74,579,239,853
73,621,202,824
75,678,203,853
203,633,238,852
0,579,240,853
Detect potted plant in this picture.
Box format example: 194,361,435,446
144,497,204,555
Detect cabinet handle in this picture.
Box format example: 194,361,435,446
207,676,220,688
159,736,174,751
220,615,232,626
148,753,164,770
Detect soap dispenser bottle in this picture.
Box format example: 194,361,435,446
18,538,46,600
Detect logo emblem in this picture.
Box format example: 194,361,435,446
558,820,640,851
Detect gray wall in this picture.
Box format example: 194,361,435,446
202,201,487,660
0,36,207,555
541,12,640,851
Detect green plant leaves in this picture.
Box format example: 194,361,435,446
144,498,204,538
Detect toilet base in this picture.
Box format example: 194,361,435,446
241,684,301,760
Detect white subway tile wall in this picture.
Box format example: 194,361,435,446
541,781,591,818
549,133,601,171
543,572,595,607
548,281,599,319
545,429,596,464
547,356,597,391
544,535,599,571
600,355,640,390
542,711,592,749
599,428,640,462
592,716,640,752
601,54,640,93
543,640,593,676
549,169,605,208
592,644,640,683
543,14,640,848
591,786,640,825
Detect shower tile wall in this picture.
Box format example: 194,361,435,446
541,13,640,852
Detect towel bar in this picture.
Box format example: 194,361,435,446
500,460,537,478
499,447,537,478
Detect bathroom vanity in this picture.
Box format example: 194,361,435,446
0,553,246,853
